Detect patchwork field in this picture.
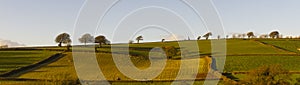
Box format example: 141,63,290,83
1,39,300,85
0,51,57,74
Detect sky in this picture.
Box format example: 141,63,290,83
0,0,300,46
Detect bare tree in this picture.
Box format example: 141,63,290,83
203,32,212,40
269,31,280,39
259,34,268,38
129,40,134,44
136,36,143,43
78,33,94,46
247,32,255,39
242,34,246,38
232,34,237,39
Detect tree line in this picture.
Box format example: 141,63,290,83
196,31,281,40
54,30,291,48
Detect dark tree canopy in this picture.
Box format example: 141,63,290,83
95,35,107,47
136,36,143,43
203,32,212,40
55,33,71,47
197,36,201,40
269,31,280,39
161,39,165,42
247,32,254,38
79,33,94,45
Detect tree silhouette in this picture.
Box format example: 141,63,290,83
242,34,246,38
136,36,143,43
129,40,134,44
197,36,201,40
203,32,212,40
161,39,165,43
259,34,268,38
78,33,94,46
247,32,254,39
95,35,107,48
55,33,71,47
55,33,72,51
269,31,280,39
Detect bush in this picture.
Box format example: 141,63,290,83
162,46,178,59
241,64,291,85
295,78,300,85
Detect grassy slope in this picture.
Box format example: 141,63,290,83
97,53,211,80
259,39,300,53
18,52,77,80
226,39,292,55
0,51,57,74
1,39,299,85
224,56,300,72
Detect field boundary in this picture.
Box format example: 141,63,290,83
0,53,65,77
229,71,300,74
253,40,297,54
0,47,66,51
226,54,300,56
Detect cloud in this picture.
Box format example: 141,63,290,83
0,39,25,47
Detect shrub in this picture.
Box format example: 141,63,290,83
162,46,178,59
241,64,291,85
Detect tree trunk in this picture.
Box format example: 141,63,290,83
67,45,70,51
58,42,62,47
95,47,98,52
99,42,102,48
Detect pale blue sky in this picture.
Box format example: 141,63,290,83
0,0,299,46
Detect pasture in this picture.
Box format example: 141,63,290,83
0,50,56,74
1,39,300,84
259,39,300,53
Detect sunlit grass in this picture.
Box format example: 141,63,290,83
0,51,57,74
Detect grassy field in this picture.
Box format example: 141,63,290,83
10,52,216,84
96,39,293,55
226,39,293,55
0,50,57,74
259,39,300,53
1,39,300,85
224,56,300,72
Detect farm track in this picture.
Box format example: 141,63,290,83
0,53,65,77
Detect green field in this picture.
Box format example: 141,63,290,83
224,56,300,72
259,39,300,53
0,51,56,74
1,39,300,85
